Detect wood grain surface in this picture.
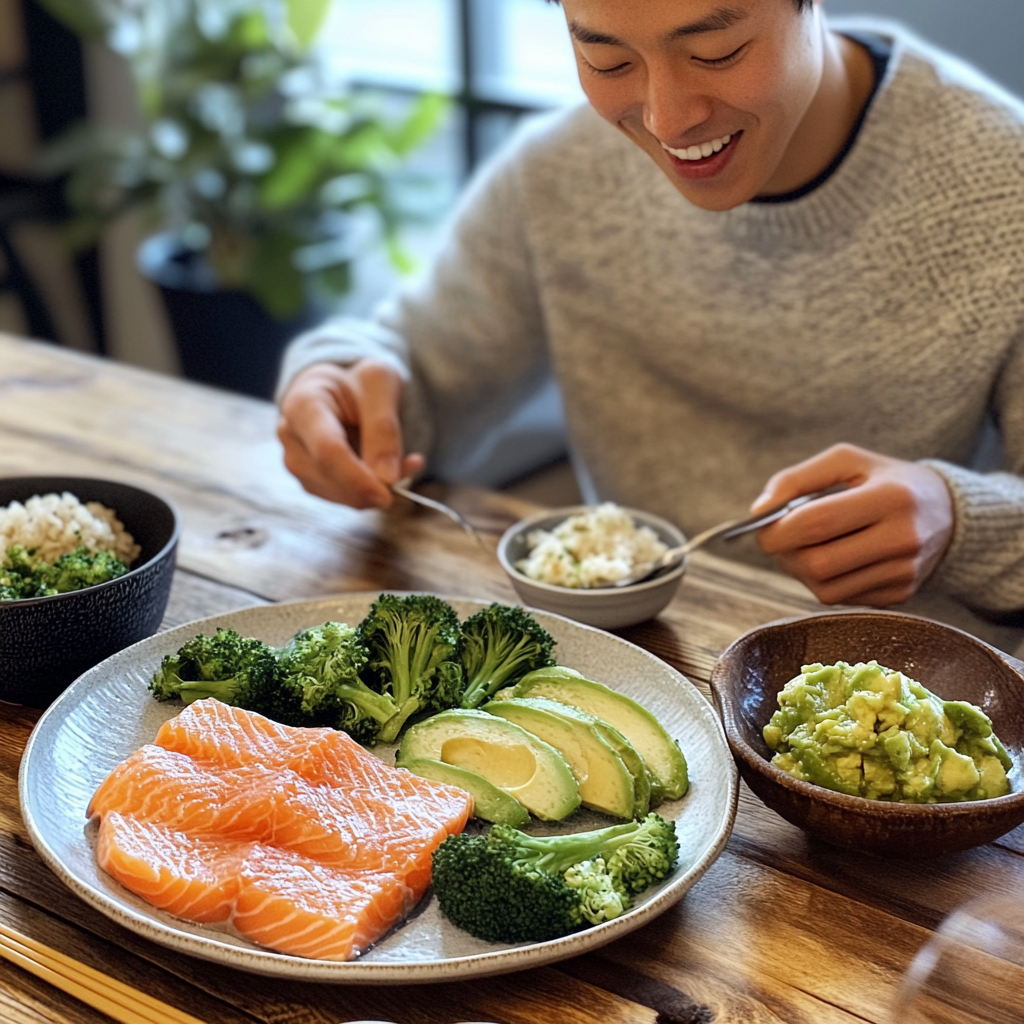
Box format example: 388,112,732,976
1,333,1022,1024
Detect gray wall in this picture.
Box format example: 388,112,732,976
828,0,1024,98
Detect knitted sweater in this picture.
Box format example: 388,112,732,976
279,23,1024,644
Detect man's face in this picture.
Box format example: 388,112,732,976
560,0,824,210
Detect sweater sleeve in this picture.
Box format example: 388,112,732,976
922,330,1024,613
276,128,549,473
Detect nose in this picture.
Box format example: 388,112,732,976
642,60,714,143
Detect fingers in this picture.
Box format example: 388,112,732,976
757,476,915,556
277,362,422,510
773,526,923,606
753,445,955,608
350,362,407,486
751,443,871,514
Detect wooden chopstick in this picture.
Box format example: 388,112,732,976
0,922,208,1024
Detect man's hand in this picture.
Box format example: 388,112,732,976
276,360,424,509
752,443,955,607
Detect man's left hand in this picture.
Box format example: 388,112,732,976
752,443,955,607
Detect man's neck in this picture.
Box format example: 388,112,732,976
759,28,877,197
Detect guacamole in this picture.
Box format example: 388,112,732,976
763,661,1013,802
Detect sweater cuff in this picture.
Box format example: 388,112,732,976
273,316,412,405
920,459,1024,611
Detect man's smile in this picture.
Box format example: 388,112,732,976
661,132,737,161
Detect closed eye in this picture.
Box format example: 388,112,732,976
581,57,632,77
693,44,747,68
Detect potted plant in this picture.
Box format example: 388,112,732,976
39,0,445,396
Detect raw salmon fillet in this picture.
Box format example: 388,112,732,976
90,700,473,960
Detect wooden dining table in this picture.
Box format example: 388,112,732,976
2,331,1023,1024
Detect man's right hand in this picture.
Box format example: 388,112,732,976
276,360,424,509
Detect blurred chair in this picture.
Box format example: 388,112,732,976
0,167,62,341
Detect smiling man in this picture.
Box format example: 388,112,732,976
276,1,1024,646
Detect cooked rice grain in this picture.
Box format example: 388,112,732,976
0,492,140,565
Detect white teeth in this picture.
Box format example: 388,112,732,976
664,134,732,160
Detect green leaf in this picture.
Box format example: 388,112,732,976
388,93,448,155
260,130,334,209
286,0,332,49
247,234,306,318
386,236,416,276
32,0,106,39
316,261,352,296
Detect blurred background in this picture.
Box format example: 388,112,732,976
1,0,1021,493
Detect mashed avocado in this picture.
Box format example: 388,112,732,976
763,661,1013,802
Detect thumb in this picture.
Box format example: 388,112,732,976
352,362,407,484
751,445,866,514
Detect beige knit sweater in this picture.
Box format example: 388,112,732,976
280,23,1024,648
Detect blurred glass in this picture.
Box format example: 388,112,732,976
318,0,458,92
891,897,1024,1024
471,0,583,106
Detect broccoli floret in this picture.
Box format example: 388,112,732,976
458,603,556,709
1,546,44,600
432,813,679,943
357,594,464,743
47,547,129,592
0,543,128,600
149,628,288,718
276,621,398,742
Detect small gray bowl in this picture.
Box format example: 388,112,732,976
0,476,180,709
496,505,686,630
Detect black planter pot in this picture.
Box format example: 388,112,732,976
139,235,320,400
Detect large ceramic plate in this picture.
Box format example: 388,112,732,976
20,595,737,983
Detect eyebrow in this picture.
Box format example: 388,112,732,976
569,7,748,46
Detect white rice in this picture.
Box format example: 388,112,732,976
517,502,668,588
0,492,140,565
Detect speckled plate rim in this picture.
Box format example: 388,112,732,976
20,593,738,984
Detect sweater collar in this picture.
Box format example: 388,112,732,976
703,32,923,252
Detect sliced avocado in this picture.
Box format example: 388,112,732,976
588,718,652,818
515,666,689,803
397,709,580,821
396,756,530,826
482,697,635,819
506,694,652,816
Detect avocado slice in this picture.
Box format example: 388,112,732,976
396,756,530,826
514,666,689,803
482,697,636,819
397,709,580,821
581,714,652,818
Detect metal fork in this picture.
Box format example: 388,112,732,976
391,477,486,547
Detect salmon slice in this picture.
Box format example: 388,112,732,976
89,743,471,877
98,815,416,959
96,812,249,923
153,698,321,769
90,701,474,960
233,845,417,961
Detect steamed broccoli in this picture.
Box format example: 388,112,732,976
458,603,556,709
357,593,464,743
0,544,129,601
149,628,291,719
431,813,679,943
276,621,399,743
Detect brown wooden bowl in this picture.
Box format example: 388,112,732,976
710,610,1024,858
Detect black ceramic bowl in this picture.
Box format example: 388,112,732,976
710,611,1024,858
0,477,179,708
